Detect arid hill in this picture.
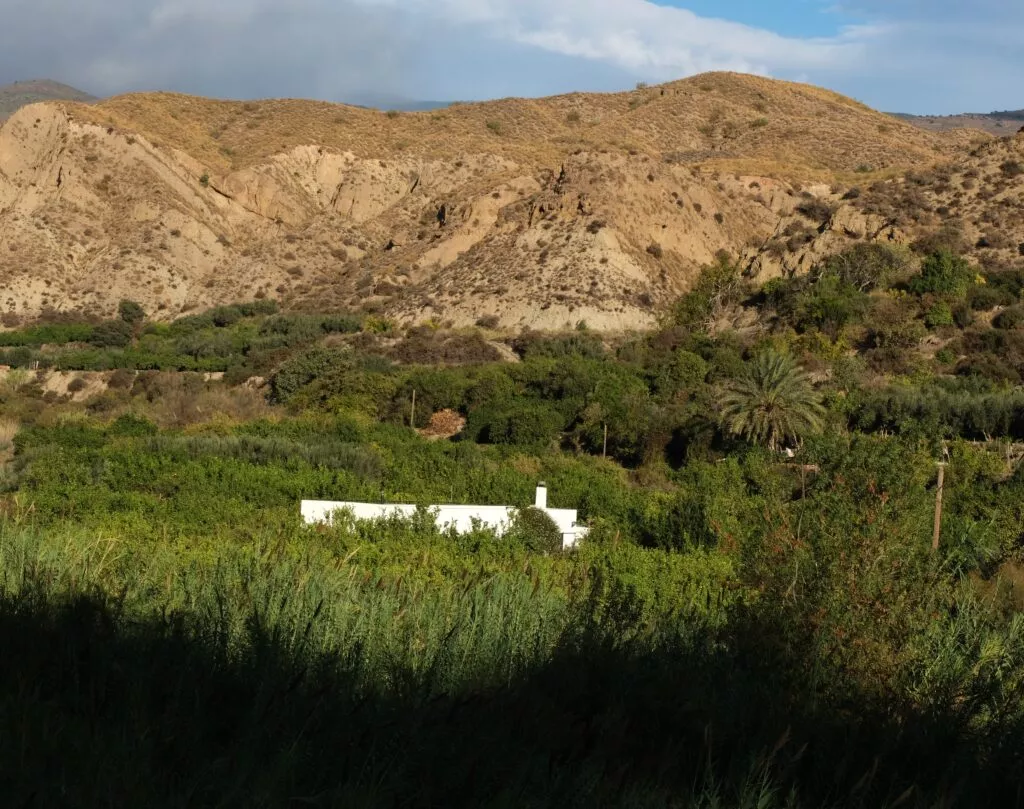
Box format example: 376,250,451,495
0,72,1007,331
0,79,96,121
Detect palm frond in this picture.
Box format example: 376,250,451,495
718,351,824,451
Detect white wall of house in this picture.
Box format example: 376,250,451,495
301,484,589,549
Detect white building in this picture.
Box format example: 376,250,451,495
301,483,589,549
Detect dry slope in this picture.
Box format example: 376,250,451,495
0,72,991,331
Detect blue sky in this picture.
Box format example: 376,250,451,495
0,0,1021,115
654,0,854,38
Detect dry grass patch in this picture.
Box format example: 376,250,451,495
0,417,19,460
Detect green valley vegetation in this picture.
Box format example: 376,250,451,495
1,242,1024,806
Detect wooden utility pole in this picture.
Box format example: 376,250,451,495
410,389,416,429
932,462,947,552
602,424,608,459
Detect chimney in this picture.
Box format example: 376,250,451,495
535,482,548,510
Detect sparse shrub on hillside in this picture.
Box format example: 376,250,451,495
66,377,87,394
956,353,1022,384
952,303,974,329
485,120,504,136
865,297,928,351
913,224,969,256
107,368,137,390
824,243,911,291
994,306,1024,330
749,118,769,129
389,331,503,366
670,252,746,331
475,315,500,330
566,110,581,124
511,331,606,361
199,173,209,187
968,285,1007,311
796,198,834,223
981,231,1013,250
984,267,1024,301
646,242,664,259
118,300,146,325
1000,159,1023,178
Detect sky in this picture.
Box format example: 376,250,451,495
0,0,1021,115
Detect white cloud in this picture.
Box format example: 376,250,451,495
353,0,877,79
0,0,1020,114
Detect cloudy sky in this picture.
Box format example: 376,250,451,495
0,0,1021,114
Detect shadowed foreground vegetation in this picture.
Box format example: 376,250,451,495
2,240,1024,805
0,413,1023,807
1,518,1023,809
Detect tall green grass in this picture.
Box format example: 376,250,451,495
1,414,1023,806
1,518,1023,807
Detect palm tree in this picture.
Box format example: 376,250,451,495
719,351,824,452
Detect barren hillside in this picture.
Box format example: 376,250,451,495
0,72,1001,330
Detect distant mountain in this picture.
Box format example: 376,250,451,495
893,107,1024,136
0,79,97,121
988,109,1024,122
340,93,450,112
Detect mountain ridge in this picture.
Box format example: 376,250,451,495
1,71,1018,331
0,79,97,121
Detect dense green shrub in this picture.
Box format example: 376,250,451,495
0,322,95,347
465,400,567,447
511,330,606,361
507,506,563,554
792,274,868,337
924,301,955,329
270,346,348,403
88,320,135,348
908,250,975,297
